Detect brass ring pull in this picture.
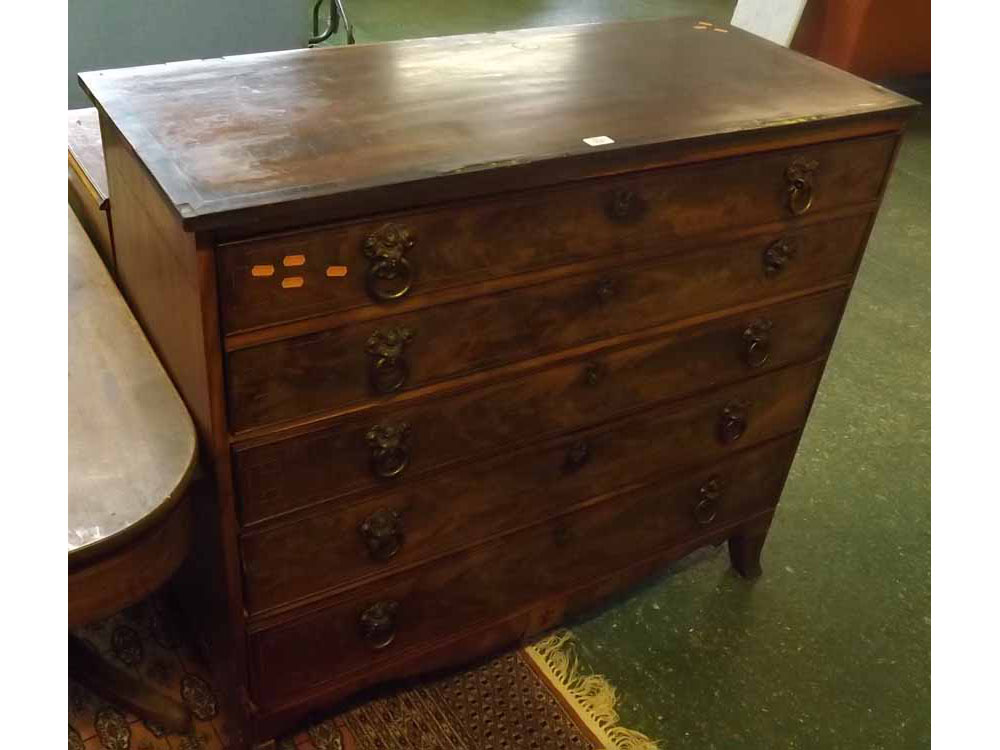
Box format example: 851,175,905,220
595,278,616,304
359,508,404,562
785,159,818,216
742,319,773,369
583,362,604,387
359,600,399,650
365,422,411,478
606,188,645,223
718,401,748,444
564,439,591,472
366,256,414,302
366,327,414,394
763,238,796,277
362,223,416,302
694,477,723,526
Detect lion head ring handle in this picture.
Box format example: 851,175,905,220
595,278,617,305
362,223,416,302
785,159,818,216
583,361,604,387
763,238,797,278
365,421,411,479
359,508,405,562
366,326,414,394
605,188,645,223
564,439,592,472
718,401,749,444
742,319,773,369
694,477,724,526
359,600,399,650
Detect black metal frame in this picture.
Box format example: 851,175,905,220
310,0,355,45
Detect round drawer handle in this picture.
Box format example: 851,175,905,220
359,508,404,562
785,159,818,216
366,326,414,394
583,361,604,387
606,188,645,223
742,319,773,369
362,223,416,302
694,477,723,526
564,439,591,472
359,600,399,650
365,421,411,479
763,238,797,277
718,401,749,444
595,278,617,304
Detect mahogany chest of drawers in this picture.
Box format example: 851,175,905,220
80,18,915,748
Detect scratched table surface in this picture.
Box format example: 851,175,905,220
68,107,109,206
68,206,196,567
78,17,913,230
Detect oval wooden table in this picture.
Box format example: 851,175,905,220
69,204,198,732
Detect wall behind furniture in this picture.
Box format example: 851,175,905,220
791,0,930,80
69,0,316,108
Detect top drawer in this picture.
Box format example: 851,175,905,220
217,135,896,332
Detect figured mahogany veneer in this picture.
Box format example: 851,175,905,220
226,215,869,430
234,289,847,526
218,135,893,333
242,361,823,614
249,435,800,706
80,17,915,748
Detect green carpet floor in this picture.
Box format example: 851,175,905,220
328,3,931,747
325,0,738,44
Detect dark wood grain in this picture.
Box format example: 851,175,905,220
221,202,876,355
218,134,894,332
235,289,847,525
248,504,778,740
248,434,799,706
78,19,915,232
227,214,868,430
242,360,823,615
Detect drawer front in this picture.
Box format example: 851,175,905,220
249,434,799,705
241,360,822,614
227,214,868,431
219,134,894,332
235,289,847,524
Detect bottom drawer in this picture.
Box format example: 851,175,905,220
249,433,800,706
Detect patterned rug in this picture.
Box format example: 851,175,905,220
69,595,657,750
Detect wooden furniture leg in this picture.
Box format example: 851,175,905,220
69,635,193,733
728,514,774,579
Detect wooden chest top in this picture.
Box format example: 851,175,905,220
78,18,914,232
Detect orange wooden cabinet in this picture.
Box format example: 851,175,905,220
793,0,930,79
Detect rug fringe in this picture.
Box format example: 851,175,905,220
525,631,660,750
